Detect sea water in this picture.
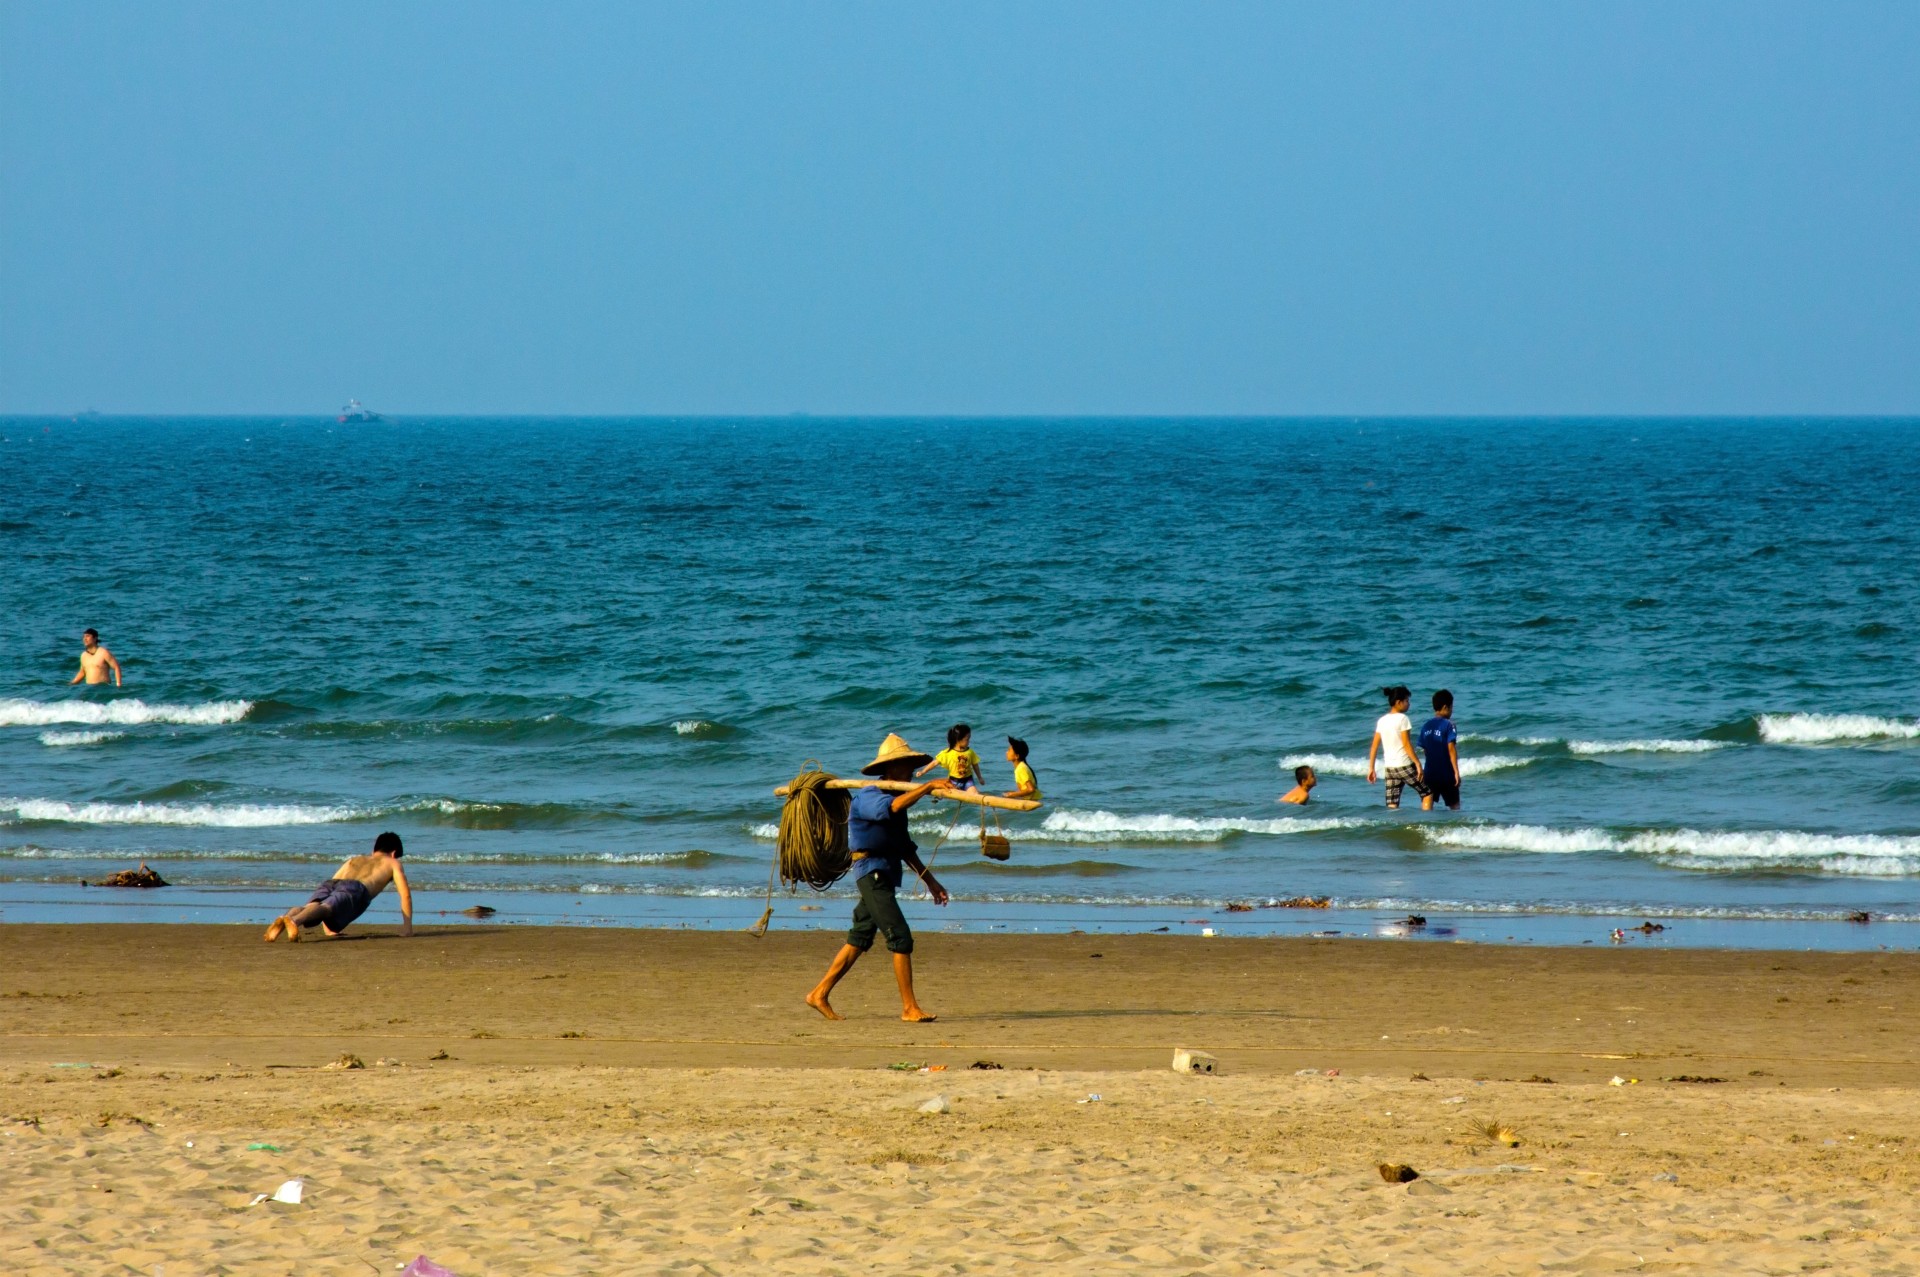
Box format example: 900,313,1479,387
1,417,1916,949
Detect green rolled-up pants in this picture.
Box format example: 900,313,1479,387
847,864,914,955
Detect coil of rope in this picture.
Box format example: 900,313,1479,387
748,763,850,936
779,764,852,890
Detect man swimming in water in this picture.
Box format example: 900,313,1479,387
70,629,122,686
263,831,413,941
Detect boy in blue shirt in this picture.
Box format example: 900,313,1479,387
1418,690,1462,811
806,734,950,1023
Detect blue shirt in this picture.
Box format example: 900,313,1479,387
847,785,916,881
1418,716,1458,781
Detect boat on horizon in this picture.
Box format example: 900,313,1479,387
337,399,383,423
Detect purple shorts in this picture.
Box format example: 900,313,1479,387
308,878,372,931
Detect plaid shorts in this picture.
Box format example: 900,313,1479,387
1384,764,1429,807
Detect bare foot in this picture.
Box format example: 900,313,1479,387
285,918,302,942
805,991,843,1021
262,918,286,942
901,1008,937,1023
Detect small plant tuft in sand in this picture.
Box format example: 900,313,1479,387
1468,1119,1521,1148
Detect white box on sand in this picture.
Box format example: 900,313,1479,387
1172,1048,1218,1075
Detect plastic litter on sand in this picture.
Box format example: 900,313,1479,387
250,1178,305,1206
917,1096,950,1115
399,1258,459,1277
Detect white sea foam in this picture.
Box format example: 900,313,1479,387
0,697,253,727
38,730,127,748
1036,809,1363,843
1566,739,1726,755
672,720,715,736
1426,823,1920,875
1424,824,1616,854
1621,827,1920,862
0,795,499,828
750,807,1362,845
1280,753,1531,779
1756,713,1920,744
0,798,360,827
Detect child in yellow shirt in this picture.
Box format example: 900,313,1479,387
1004,736,1041,801
918,723,983,790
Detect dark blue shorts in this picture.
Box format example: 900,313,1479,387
847,867,913,955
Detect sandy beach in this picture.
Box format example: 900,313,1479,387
4,925,1918,1273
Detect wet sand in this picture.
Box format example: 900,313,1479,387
3,925,1918,1273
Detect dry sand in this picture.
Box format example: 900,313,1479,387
3,924,1918,1273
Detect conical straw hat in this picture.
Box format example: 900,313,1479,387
862,732,933,775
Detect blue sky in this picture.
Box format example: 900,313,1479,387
2,2,1916,415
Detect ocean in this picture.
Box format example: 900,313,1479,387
2,416,1916,949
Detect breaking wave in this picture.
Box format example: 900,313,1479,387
1425,823,1920,876
1756,713,1920,745
1423,824,1615,854
1036,809,1364,842
0,697,253,727
0,798,359,827
39,730,127,748
750,808,1364,845
0,796,534,829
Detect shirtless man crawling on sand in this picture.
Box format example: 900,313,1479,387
264,832,413,941
70,629,122,686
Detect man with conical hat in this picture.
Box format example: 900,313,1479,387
806,733,951,1022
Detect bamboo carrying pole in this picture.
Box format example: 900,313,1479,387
770,778,1042,813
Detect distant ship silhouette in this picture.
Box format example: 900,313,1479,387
337,399,383,423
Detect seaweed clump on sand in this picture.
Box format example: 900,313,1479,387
83,863,169,889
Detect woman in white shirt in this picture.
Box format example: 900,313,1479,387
1366,685,1432,810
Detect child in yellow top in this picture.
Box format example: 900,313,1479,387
918,723,982,790
1004,736,1041,801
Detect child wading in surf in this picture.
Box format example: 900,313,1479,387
1366,685,1431,810
1418,689,1462,810
1279,764,1316,805
1004,736,1041,801
919,723,984,791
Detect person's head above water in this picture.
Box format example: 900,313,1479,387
1432,689,1453,715
947,723,972,750
1005,735,1029,763
1293,764,1316,787
1381,685,1411,710
373,831,404,858
82,628,99,648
